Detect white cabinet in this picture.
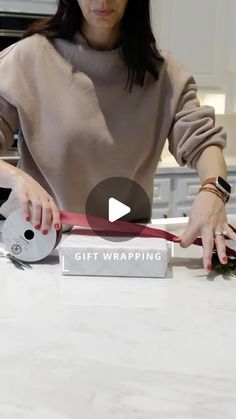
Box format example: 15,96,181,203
0,0,56,14
174,177,201,217
225,0,236,113
151,0,231,91
152,169,236,218
152,177,172,218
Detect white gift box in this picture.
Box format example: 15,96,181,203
59,229,170,277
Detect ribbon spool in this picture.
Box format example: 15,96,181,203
2,208,62,262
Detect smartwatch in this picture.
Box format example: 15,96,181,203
202,176,231,196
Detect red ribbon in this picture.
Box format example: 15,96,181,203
60,212,236,258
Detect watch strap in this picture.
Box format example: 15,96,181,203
201,177,217,188
198,185,228,204
202,177,230,197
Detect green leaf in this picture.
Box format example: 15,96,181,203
212,253,236,276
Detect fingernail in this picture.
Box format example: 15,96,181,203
223,256,228,263
42,229,48,235
207,264,212,272
35,224,40,230
54,223,60,230
25,216,30,222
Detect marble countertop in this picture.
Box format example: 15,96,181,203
0,218,236,418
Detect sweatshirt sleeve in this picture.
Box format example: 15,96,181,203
0,43,21,155
166,57,226,169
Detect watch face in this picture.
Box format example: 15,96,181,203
218,176,231,194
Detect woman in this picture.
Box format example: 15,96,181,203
0,0,234,271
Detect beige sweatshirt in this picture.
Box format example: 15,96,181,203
0,32,226,219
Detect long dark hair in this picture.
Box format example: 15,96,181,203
23,0,164,91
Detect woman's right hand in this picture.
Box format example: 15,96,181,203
11,170,61,235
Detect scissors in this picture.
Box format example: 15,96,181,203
0,246,32,270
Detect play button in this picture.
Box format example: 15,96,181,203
85,177,151,242
108,198,131,222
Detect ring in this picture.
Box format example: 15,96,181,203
214,230,227,238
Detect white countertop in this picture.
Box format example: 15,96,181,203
0,218,236,418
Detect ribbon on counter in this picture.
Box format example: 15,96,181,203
2,209,236,263
60,211,236,258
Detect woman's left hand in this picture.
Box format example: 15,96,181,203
177,191,236,271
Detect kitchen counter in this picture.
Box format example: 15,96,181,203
0,149,19,164
0,218,236,418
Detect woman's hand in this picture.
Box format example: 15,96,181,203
176,191,236,271
11,170,61,234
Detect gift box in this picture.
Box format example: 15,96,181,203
59,228,170,277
